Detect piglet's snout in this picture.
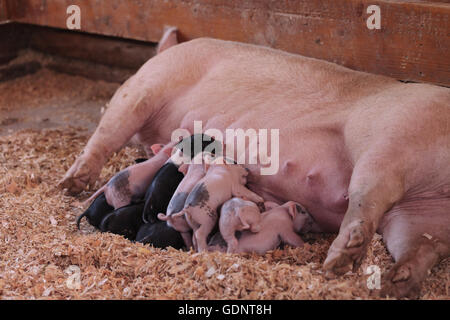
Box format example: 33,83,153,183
250,223,262,233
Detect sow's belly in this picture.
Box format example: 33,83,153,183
249,177,349,233
245,142,353,232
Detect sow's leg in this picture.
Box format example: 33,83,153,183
59,80,158,194
379,207,450,298
323,150,405,275
59,29,181,194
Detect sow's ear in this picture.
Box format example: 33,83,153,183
157,26,178,54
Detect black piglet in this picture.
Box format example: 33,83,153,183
76,193,113,229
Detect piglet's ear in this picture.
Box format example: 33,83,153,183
237,210,250,230
203,161,210,173
163,147,173,157
203,153,215,172
287,202,298,220
150,143,164,155
178,164,189,175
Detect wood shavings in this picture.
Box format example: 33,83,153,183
0,68,448,300
423,233,433,240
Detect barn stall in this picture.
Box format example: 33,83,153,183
0,0,449,300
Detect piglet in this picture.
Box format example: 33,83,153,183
206,232,227,252
234,201,313,254
135,221,185,249
76,155,152,230
141,134,218,224
86,143,174,210
157,152,209,248
159,156,264,252
141,159,185,224
99,202,145,240
219,197,262,253
76,192,113,229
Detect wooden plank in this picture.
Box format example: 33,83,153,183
6,0,450,86
0,23,31,64
45,54,135,83
0,0,9,22
29,27,156,69
0,61,41,82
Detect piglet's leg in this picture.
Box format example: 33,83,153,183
281,231,304,248
324,152,405,276
192,233,198,252
194,224,214,253
181,232,193,249
224,236,239,254
232,185,264,205
379,209,450,298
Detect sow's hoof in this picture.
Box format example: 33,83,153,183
59,156,100,195
323,220,370,276
136,222,185,249
99,202,145,240
76,193,113,229
380,260,423,299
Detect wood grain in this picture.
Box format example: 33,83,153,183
0,23,31,64
29,27,156,69
5,0,450,86
0,0,9,22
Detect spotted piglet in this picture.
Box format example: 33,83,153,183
219,197,262,253
160,156,264,252
235,201,314,254
157,152,209,248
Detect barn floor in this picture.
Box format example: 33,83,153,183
0,65,448,300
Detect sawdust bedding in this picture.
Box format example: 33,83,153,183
0,57,118,113
0,128,448,300
0,68,448,300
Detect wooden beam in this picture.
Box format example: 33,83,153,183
0,0,9,22
0,61,41,82
6,0,450,86
0,23,31,64
29,27,156,69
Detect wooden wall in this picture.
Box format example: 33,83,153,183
0,0,10,22
3,0,450,86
